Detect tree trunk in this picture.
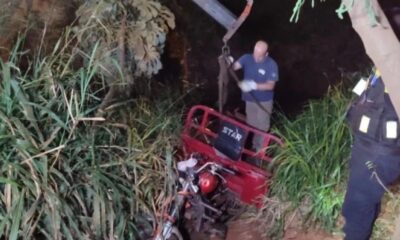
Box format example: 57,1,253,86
343,1,400,239
343,0,400,115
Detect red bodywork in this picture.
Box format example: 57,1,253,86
181,105,283,208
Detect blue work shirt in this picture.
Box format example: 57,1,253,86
238,54,279,102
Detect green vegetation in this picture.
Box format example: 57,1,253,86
74,0,175,111
2,1,398,239
75,0,175,77
270,84,353,230
0,31,182,240
0,1,181,238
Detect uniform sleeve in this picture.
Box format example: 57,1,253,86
268,61,279,81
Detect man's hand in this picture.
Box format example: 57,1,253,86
238,80,257,92
227,56,234,64
226,56,235,67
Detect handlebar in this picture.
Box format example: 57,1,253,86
195,161,236,176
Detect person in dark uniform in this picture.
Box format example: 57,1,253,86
343,68,400,240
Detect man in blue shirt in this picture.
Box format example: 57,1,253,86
232,40,279,149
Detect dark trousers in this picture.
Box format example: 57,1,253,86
342,137,400,240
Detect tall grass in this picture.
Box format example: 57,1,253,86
270,85,353,230
0,36,182,239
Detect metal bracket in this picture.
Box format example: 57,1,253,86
192,0,237,30
192,0,253,43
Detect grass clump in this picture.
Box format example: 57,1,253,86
269,84,353,230
0,38,183,239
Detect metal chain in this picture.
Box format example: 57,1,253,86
222,43,230,56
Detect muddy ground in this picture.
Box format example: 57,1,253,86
189,217,342,240
225,219,341,240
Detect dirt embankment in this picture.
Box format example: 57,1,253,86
226,218,341,240
0,0,76,61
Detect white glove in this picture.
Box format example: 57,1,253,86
228,56,234,64
238,80,257,92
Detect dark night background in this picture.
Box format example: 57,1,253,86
160,0,400,114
